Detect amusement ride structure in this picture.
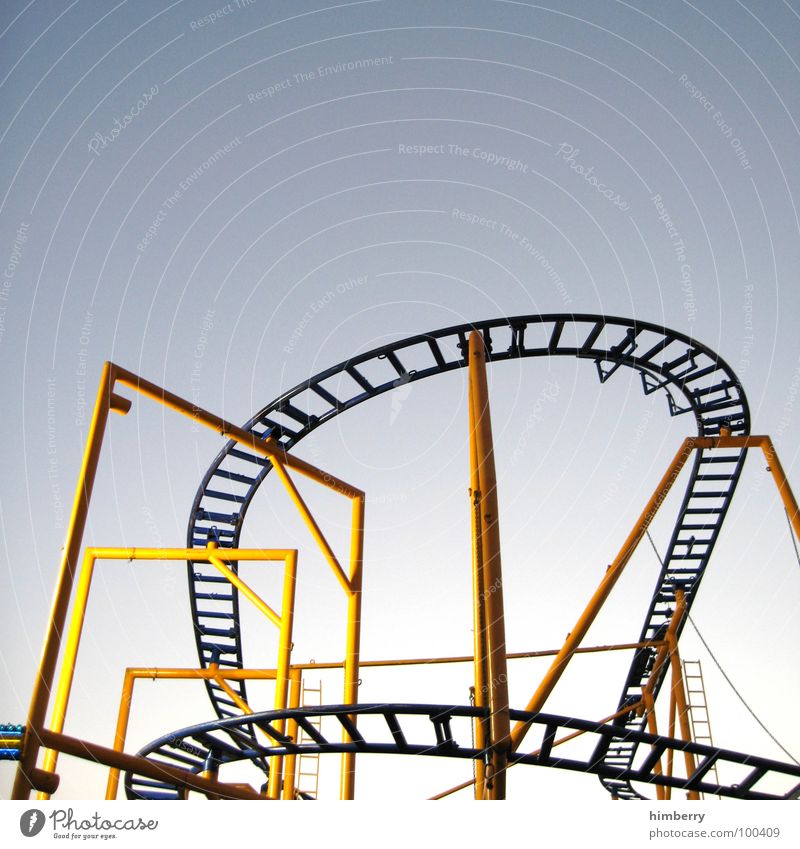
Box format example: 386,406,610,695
3,314,800,801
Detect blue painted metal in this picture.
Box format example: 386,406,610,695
0,724,24,761
124,704,799,800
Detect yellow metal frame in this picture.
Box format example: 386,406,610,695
106,666,304,800
507,430,800,748
437,429,800,799
13,362,364,800
36,545,297,801
12,352,800,802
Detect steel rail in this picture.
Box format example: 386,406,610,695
185,314,750,797
124,704,798,801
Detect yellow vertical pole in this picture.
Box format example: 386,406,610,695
664,675,677,801
468,330,511,800
469,387,489,800
640,599,687,803
12,363,119,800
106,669,136,800
641,690,665,800
37,551,98,798
268,552,298,799
283,669,302,800
667,590,699,800
340,494,365,800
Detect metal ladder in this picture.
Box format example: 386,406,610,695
683,659,720,797
295,680,323,799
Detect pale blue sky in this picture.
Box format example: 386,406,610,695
1,0,799,802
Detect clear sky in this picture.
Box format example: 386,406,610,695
1,0,799,805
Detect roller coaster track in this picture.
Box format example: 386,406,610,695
184,314,750,799
125,704,800,800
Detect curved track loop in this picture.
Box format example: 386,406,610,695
185,314,750,798
124,704,800,800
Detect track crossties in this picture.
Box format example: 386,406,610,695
185,314,750,798
126,704,799,800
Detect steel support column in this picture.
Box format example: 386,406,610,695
468,330,511,799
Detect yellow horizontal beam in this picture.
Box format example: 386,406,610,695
288,640,665,670
111,364,364,499
125,667,279,680
85,546,296,561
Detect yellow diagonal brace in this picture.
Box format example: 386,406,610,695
207,552,281,628
510,436,697,749
269,456,352,595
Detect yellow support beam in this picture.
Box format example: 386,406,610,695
36,546,297,800
666,590,699,800
13,361,364,800
13,363,118,800
106,666,285,800
339,493,365,801
468,330,511,799
40,728,263,800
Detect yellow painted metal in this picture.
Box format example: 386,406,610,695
642,689,665,800
207,670,286,798
14,359,361,799
283,669,302,800
667,590,699,800
468,330,511,799
88,546,297,561
760,436,800,542
270,455,352,594
125,667,280,679
110,363,364,500
12,364,116,800
102,641,658,800
429,701,644,800
37,548,98,799
639,598,688,802
36,545,296,799
39,727,263,800
665,676,677,800
509,436,698,750
106,668,136,800
106,666,283,799
207,549,283,627
469,373,489,799
286,640,664,670
26,358,800,804
689,434,800,543
268,549,298,799
340,493,365,801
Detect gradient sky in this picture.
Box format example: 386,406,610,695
1,0,799,804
